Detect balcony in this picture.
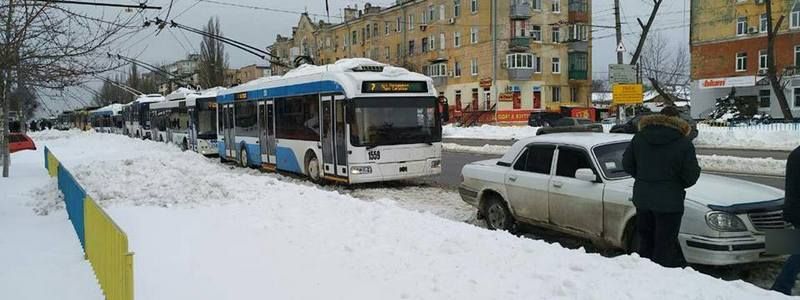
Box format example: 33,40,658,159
432,76,448,87
509,37,531,51
510,2,532,19
569,69,588,80
508,68,535,81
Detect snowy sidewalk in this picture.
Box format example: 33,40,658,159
0,149,103,300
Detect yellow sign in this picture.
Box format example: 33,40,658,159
612,84,643,104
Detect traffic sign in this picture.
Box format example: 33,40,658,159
612,84,643,105
609,64,637,84
616,42,626,52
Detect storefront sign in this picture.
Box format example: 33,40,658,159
496,110,533,123
612,84,644,105
479,78,493,89
569,107,597,121
498,92,514,102
699,76,755,89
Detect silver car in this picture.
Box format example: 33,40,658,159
458,133,788,266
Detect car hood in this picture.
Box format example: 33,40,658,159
610,173,783,207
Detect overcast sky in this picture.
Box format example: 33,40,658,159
39,0,690,116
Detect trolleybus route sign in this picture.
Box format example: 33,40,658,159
361,81,428,93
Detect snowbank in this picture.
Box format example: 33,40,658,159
443,124,540,140
0,149,103,300
695,124,800,151
32,132,789,299
443,143,787,176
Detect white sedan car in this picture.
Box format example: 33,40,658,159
459,133,788,266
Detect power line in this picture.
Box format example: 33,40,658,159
33,0,162,10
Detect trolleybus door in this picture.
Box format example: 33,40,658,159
321,96,335,175
334,95,348,177
265,101,277,164
224,103,235,158
258,101,277,165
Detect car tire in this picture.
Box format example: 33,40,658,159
305,153,321,183
483,195,515,231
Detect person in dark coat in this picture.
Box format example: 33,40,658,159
771,145,800,295
622,107,701,267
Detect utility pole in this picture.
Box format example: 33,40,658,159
2,0,14,178
614,0,623,64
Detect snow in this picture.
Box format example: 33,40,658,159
443,124,540,140
25,131,791,299
442,143,787,176
0,149,103,300
695,124,800,151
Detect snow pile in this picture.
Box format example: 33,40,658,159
443,124,539,140
31,131,791,299
347,186,476,223
28,129,88,141
695,124,800,151
443,143,786,176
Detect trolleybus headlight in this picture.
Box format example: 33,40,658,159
351,166,372,175
431,159,442,168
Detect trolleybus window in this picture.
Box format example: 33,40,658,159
276,95,320,141
350,97,441,147
234,101,258,137
198,99,217,139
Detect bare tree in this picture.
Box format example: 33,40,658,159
640,33,690,105
198,17,228,88
1,1,141,177
765,0,794,120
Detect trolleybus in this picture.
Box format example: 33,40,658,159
122,94,165,139
149,88,224,155
216,59,442,184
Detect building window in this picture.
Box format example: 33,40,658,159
534,56,542,73
454,31,462,48
736,16,747,36
530,25,542,41
454,61,462,77
396,43,401,58
385,46,390,59
428,63,447,77
760,14,768,33
385,22,390,35
454,0,461,17
552,57,561,74
570,87,578,103
396,17,402,32
471,27,479,44
471,58,478,75
408,15,415,31
793,4,800,29
471,0,478,13
506,53,534,69
569,24,588,41
429,35,436,51
427,5,435,24
532,0,542,10
422,37,429,53
759,50,768,70
551,27,560,43
796,46,800,67
439,33,446,50
795,88,800,107
440,4,446,20
552,86,561,102
552,0,561,13
736,52,747,72
408,40,415,55
759,89,771,108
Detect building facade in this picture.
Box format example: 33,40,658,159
235,64,272,84
691,0,800,119
271,0,592,123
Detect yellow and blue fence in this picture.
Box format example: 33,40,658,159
44,147,134,300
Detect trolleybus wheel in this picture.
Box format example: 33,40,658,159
306,154,321,183
181,139,188,151
240,148,248,168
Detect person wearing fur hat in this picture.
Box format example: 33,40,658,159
622,106,701,267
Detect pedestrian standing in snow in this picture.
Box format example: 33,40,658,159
622,106,701,267
771,145,800,295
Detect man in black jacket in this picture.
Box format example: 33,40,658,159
622,107,701,267
772,145,800,295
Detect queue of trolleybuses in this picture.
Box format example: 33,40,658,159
71,59,444,184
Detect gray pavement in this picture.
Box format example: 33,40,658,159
443,138,793,160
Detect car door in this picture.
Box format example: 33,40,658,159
548,146,605,236
504,144,555,223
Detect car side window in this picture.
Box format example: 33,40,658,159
514,145,554,174
556,147,592,178
555,118,573,127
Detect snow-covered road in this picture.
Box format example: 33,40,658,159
19,130,791,299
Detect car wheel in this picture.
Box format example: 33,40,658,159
483,195,515,231
181,139,188,151
239,148,248,168
306,154,321,183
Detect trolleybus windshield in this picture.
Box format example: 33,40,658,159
350,97,441,148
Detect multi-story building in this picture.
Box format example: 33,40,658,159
270,0,592,123
691,0,800,119
234,64,272,84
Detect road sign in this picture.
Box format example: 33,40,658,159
609,64,637,84
612,84,644,105
616,42,626,52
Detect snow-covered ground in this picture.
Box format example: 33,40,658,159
20,130,791,299
444,124,800,151
443,143,788,176
0,148,103,300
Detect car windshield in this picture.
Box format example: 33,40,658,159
197,99,217,138
350,97,441,147
592,142,631,179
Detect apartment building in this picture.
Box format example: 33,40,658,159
270,0,592,123
691,0,800,119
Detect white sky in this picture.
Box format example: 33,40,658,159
37,0,690,117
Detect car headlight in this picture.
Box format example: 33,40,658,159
430,159,442,168
705,211,747,232
350,166,372,175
